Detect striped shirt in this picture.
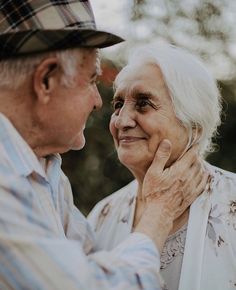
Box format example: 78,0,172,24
0,113,162,290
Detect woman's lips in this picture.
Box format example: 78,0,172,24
118,136,146,143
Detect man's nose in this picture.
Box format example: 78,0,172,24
115,105,136,129
93,86,103,110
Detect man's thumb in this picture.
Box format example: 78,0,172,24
154,139,172,172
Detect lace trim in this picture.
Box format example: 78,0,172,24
160,223,187,269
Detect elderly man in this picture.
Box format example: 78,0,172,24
0,1,206,289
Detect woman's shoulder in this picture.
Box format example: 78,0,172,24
206,162,236,181
87,180,138,222
205,162,236,202
97,179,137,206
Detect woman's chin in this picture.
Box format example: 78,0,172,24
118,153,137,165
118,154,150,174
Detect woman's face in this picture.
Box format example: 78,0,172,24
109,63,189,174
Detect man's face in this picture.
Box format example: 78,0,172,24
37,49,102,154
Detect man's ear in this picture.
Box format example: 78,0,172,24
33,57,59,104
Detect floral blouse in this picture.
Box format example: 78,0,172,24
88,163,236,290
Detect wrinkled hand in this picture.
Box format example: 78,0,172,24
134,139,209,252
142,139,208,220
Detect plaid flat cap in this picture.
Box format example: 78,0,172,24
0,0,124,60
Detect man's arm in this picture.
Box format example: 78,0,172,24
0,231,161,290
0,175,161,290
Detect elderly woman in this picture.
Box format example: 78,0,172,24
88,44,236,290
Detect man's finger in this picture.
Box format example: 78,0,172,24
152,139,172,174
175,144,199,171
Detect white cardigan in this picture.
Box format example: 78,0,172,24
88,163,236,290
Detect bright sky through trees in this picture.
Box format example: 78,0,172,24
90,0,236,80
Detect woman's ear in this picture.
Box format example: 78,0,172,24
191,124,202,145
33,57,59,104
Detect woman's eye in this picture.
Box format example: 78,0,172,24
136,98,150,109
140,100,148,106
112,101,123,111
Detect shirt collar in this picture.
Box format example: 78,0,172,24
0,113,61,179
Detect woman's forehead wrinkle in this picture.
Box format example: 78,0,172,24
114,84,129,99
130,85,162,104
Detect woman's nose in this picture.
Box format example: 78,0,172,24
115,106,136,129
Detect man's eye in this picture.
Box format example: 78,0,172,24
90,79,99,85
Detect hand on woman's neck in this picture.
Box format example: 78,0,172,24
169,207,189,235
134,185,190,236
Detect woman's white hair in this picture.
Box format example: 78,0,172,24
115,43,222,157
0,48,100,89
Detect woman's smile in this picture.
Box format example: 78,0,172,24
118,135,147,144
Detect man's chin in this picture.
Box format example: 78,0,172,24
71,134,86,150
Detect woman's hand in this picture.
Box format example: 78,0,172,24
134,139,209,252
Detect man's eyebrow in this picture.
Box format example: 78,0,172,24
90,71,100,80
90,65,102,80
90,72,97,79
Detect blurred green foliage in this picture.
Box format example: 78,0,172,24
207,80,236,171
62,75,236,216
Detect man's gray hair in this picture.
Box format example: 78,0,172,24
115,43,222,157
0,48,100,89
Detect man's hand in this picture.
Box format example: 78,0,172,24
134,139,209,252
143,139,208,219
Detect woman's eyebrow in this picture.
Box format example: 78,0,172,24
112,94,124,101
113,90,160,103
132,90,159,101
135,92,153,98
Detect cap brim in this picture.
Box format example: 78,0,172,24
0,29,124,59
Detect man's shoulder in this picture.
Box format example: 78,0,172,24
0,161,30,198
0,141,23,179
0,155,18,183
